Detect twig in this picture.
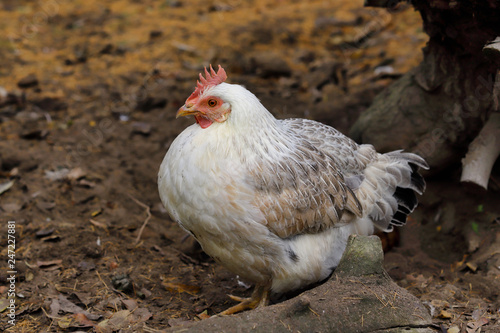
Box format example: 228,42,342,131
127,194,152,245
41,305,61,320
96,270,111,291
309,306,320,318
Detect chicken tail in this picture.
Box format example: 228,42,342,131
355,149,429,232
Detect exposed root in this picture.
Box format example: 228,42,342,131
461,112,500,189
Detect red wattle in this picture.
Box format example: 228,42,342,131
195,115,213,129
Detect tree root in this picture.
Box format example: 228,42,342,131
460,112,500,189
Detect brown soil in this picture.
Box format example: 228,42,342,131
0,0,499,332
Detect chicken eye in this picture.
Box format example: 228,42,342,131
208,99,218,107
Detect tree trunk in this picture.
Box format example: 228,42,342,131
350,0,500,173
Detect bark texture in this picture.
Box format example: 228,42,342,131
350,0,500,173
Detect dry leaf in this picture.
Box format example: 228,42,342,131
78,179,96,188
96,309,131,332
57,315,74,329
89,219,108,230
37,259,63,269
41,235,61,242
25,271,34,282
162,281,200,295
133,307,152,322
45,169,70,181
91,209,102,217
50,294,100,321
121,299,138,311
71,292,92,307
1,202,22,213
438,309,453,319
197,310,210,320
35,228,55,238
36,200,56,210
0,298,10,312
73,313,96,327
0,180,15,195
467,316,489,333
67,167,86,180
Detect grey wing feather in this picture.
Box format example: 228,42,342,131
249,118,428,236
248,118,363,239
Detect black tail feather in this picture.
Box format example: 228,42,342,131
410,166,426,194
390,167,423,226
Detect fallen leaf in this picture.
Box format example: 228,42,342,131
35,228,55,238
37,259,63,270
96,309,131,332
167,317,191,328
140,287,152,298
73,313,96,327
466,262,478,272
121,299,138,311
0,298,9,312
45,169,70,181
41,235,61,242
49,298,62,318
1,202,22,213
106,297,122,310
0,180,15,195
89,219,108,230
438,309,453,319
36,200,56,210
133,307,152,322
197,310,210,320
162,281,200,295
448,326,460,333
67,167,86,180
78,179,96,188
476,317,489,326
472,309,483,321
467,312,489,333
57,313,95,328
25,271,34,282
77,261,96,271
57,315,73,329
91,209,102,217
54,294,100,321
71,292,92,307
152,245,166,255
9,168,19,177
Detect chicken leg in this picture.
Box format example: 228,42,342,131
218,284,269,316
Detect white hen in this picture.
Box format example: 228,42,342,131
158,65,428,315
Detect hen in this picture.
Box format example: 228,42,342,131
158,65,428,315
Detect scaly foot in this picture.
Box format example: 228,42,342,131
217,285,269,316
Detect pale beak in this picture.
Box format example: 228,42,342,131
176,104,200,118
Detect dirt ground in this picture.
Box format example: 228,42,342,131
0,0,499,332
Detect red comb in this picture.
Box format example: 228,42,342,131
186,65,227,103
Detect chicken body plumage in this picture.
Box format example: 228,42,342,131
158,67,427,313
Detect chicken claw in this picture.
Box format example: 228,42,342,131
217,285,269,316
